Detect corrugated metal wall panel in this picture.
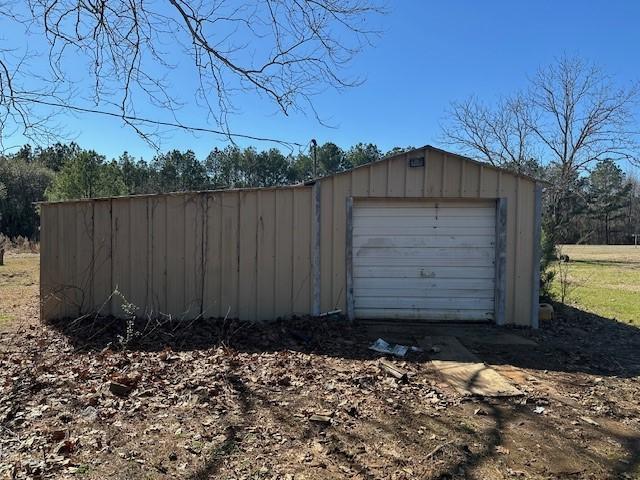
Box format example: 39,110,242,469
130,198,149,316
40,187,314,322
203,193,222,318
274,189,294,318
257,190,277,320
292,188,312,315
219,192,240,318
150,196,167,314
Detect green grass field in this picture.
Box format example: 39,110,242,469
553,245,640,325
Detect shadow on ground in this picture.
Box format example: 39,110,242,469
48,303,640,379
572,258,640,267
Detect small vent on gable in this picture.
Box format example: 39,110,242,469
408,156,425,168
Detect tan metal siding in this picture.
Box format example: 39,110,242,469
203,194,222,318
40,187,313,322
320,177,334,311
332,173,350,311
318,146,537,326
150,196,167,314
257,190,277,320
185,194,204,318
292,188,312,315
514,179,535,325
274,189,294,318
219,192,240,318
130,198,149,316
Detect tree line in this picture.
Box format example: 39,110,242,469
0,142,403,239
1,139,638,245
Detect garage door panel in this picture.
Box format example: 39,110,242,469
354,309,494,321
355,200,494,209
354,206,496,217
354,216,494,228
352,199,496,321
354,277,495,290
354,257,494,267
353,226,496,236
355,296,495,310
353,235,494,249
354,288,495,298
355,246,495,259
354,265,495,279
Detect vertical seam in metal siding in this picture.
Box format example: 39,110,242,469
182,197,187,317
90,202,95,314
403,153,408,197
128,199,132,315
460,161,465,197
146,199,151,315
422,148,429,196
311,182,321,315
386,160,390,196
235,193,241,319
255,191,260,321
163,197,168,315
513,178,520,324
494,198,507,326
218,194,224,318
109,199,114,316
289,189,295,315
441,154,447,196
531,184,542,328
200,194,207,317
272,191,278,320
345,196,354,321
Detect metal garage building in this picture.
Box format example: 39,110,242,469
40,145,542,327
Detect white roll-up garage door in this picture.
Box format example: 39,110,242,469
352,199,496,321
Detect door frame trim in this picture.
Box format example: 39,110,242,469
345,196,354,321
494,197,508,326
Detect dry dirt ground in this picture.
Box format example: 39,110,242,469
2,253,640,479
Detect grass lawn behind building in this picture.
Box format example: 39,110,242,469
554,245,640,325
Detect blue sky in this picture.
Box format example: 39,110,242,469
4,1,640,163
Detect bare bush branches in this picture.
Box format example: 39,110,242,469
0,0,382,147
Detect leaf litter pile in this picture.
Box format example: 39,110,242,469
2,311,640,479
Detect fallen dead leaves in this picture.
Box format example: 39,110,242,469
1,313,640,479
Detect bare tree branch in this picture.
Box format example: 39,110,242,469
0,0,383,147
441,55,640,175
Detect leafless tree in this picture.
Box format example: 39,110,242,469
441,94,538,173
529,57,639,173
0,0,383,149
442,56,640,175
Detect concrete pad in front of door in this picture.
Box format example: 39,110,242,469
422,335,523,398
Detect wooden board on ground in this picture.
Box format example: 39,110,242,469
421,336,523,397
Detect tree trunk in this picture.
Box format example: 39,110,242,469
0,248,4,266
